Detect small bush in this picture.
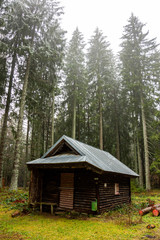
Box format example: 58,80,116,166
1,189,29,211
131,180,144,193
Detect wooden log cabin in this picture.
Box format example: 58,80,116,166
27,135,138,214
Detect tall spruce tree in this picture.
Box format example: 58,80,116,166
10,0,65,190
87,28,115,149
0,0,25,187
63,28,86,140
120,13,160,190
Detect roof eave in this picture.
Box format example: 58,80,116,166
27,160,139,177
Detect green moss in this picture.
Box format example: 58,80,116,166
1,189,160,239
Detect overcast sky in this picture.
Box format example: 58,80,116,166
60,0,160,53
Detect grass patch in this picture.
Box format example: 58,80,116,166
0,189,160,239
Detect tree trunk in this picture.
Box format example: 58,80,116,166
99,94,103,150
23,118,30,189
72,83,76,139
31,115,35,160
139,206,152,216
10,54,32,190
37,129,41,158
137,136,144,188
51,87,55,146
0,49,17,188
42,119,46,154
134,135,138,174
141,93,151,190
77,102,80,140
87,103,90,143
115,120,120,160
114,91,120,160
46,115,50,150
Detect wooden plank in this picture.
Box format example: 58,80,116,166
40,203,42,213
59,173,74,209
51,205,53,215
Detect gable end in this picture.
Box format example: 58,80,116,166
44,139,81,158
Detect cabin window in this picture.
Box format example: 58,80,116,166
115,183,120,195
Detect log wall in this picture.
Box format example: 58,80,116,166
29,168,131,214
74,169,97,213
98,174,131,212
29,169,42,203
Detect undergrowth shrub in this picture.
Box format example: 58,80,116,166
1,190,29,211
131,179,144,193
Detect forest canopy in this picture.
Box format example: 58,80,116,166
0,0,160,191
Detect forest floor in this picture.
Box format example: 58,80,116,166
0,189,160,240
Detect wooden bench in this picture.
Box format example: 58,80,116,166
40,202,57,215
31,202,57,215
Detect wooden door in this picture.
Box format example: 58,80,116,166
59,173,74,209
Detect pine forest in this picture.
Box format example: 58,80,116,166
0,0,160,191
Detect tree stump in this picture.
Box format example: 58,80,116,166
152,207,160,216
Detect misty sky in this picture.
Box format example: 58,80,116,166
60,0,160,53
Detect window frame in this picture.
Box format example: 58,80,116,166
115,183,120,195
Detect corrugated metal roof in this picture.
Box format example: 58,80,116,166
27,154,86,165
27,135,139,177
